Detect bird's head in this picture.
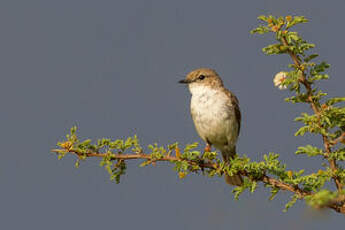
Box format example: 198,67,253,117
179,68,224,93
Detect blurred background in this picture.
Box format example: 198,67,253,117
1,0,345,229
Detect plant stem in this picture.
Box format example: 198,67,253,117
281,36,343,192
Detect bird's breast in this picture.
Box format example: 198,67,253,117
190,86,237,147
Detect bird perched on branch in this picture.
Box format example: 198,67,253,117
179,68,243,186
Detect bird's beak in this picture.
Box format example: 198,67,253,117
178,79,189,84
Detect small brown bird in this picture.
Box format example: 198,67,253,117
179,68,243,186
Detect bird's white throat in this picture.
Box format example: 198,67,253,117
189,84,218,97
189,84,225,104
189,84,230,123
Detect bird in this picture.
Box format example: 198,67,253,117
179,68,243,186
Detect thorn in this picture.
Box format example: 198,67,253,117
175,147,181,158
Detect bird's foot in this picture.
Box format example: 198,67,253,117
204,144,211,153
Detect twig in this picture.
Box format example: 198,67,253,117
330,132,345,146
51,149,217,169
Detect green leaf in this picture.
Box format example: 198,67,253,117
75,159,80,168
269,187,280,200
250,181,257,193
310,74,329,81
286,16,308,29
288,32,301,42
326,97,345,106
124,137,133,149
329,148,345,161
257,15,268,22
311,61,330,75
70,126,77,135
262,44,282,55
294,126,309,136
139,160,151,167
232,184,247,200
184,142,198,152
250,25,270,34
304,54,318,62
296,145,323,157
283,195,299,212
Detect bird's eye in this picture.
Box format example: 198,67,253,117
198,75,205,80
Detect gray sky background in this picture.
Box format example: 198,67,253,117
1,0,345,229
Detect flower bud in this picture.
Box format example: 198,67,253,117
178,172,186,179
273,72,288,90
271,25,279,32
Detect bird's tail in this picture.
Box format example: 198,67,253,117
224,173,243,186
222,146,243,186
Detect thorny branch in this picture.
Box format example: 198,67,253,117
51,148,345,214
281,37,343,192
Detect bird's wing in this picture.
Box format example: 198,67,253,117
224,89,241,137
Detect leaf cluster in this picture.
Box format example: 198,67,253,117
54,126,344,211
251,15,345,211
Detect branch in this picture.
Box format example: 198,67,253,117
51,148,309,196
51,148,345,214
51,148,216,168
281,37,343,192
